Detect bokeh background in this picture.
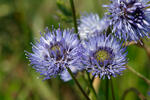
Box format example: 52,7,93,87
0,0,150,100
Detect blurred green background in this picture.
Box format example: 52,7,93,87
0,0,150,100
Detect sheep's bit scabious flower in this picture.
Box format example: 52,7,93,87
78,13,109,39
81,34,127,79
105,0,150,42
25,28,82,80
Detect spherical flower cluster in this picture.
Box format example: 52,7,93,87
25,28,82,80
105,0,150,42
81,34,127,79
78,13,109,39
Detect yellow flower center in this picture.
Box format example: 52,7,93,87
95,50,110,62
51,45,60,51
51,45,63,61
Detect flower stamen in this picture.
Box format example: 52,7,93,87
95,50,110,62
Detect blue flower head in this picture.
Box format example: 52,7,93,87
81,34,127,79
104,0,150,42
78,13,109,39
25,27,82,80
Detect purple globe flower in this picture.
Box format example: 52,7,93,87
81,34,127,79
78,13,109,39
25,28,82,80
104,0,150,42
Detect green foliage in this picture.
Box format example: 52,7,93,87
57,0,72,17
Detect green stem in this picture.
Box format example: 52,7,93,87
142,44,150,60
91,74,96,83
110,79,115,100
66,67,90,100
121,87,146,100
86,72,97,99
127,65,150,85
134,40,150,60
69,0,78,33
106,78,109,100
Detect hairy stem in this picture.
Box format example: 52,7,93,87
66,67,90,100
127,65,150,85
121,87,147,100
69,0,78,33
124,41,136,46
110,79,115,100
